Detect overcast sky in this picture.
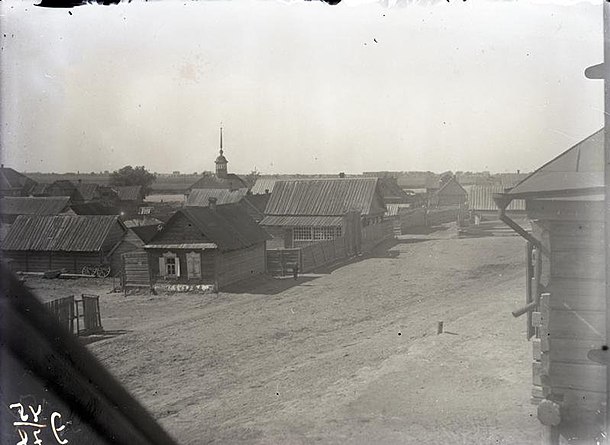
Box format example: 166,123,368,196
0,0,604,175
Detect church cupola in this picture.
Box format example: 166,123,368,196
215,126,228,178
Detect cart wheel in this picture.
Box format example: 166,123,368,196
98,265,111,278
82,266,93,276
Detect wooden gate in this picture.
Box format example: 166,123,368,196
44,295,75,333
266,249,300,277
77,294,103,335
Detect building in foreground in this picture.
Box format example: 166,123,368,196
495,128,605,444
144,202,269,290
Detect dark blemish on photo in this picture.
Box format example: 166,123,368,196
602,345,608,351
68,10,72,15
397,332,401,336
373,38,378,43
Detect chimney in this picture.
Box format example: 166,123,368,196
208,197,217,211
265,188,270,194
339,172,345,178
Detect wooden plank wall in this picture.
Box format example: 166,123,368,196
217,243,266,287
122,251,151,288
3,251,102,274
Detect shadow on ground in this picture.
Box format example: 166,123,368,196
80,329,131,345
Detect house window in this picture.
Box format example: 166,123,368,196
166,257,177,276
160,252,180,278
335,227,342,237
313,227,338,240
293,227,313,241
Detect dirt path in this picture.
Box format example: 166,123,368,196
27,228,541,444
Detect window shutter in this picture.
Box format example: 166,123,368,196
175,256,181,277
158,257,166,277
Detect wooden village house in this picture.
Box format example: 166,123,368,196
144,202,269,290
260,177,390,252
428,176,468,207
1,214,136,276
494,128,605,444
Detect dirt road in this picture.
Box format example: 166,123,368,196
27,226,541,444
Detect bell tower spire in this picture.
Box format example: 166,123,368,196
215,124,228,178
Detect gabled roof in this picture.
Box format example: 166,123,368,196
507,129,604,198
0,167,37,195
189,173,248,191
148,204,270,251
0,197,71,216
376,177,411,202
112,185,143,201
2,215,123,252
436,177,467,196
186,188,248,207
264,178,386,217
76,183,100,201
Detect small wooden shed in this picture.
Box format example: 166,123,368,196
144,203,269,290
495,128,605,444
2,215,129,275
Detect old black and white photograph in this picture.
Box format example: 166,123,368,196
0,0,608,444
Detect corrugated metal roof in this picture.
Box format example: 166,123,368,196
2,215,122,252
0,197,71,216
467,185,525,211
113,185,143,201
186,188,248,206
260,215,343,227
149,204,270,251
507,129,604,197
264,178,386,217
250,178,277,195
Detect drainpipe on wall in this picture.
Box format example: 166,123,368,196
493,193,548,257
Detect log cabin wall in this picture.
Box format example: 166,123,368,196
527,198,605,441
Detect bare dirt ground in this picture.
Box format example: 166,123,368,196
25,224,541,444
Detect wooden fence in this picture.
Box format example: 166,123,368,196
44,294,103,336
361,220,394,253
44,295,75,333
300,236,349,273
266,235,351,276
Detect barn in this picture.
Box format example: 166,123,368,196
144,202,269,290
2,215,130,275
494,128,605,443
260,177,389,251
